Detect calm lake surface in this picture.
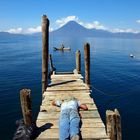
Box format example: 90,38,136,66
0,36,140,140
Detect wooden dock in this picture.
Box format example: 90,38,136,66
35,70,110,140
18,15,121,140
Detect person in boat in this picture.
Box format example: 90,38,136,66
129,54,135,58
52,96,88,140
61,44,65,49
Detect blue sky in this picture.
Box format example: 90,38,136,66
0,0,140,34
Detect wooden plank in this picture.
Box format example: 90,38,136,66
37,110,100,120
50,80,83,84
55,72,74,74
40,103,97,112
44,94,93,101
44,90,91,94
36,138,110,140
36,128,108,139
47,86,90,91
51,74,83,77
50,79,83,83
37,117,102,124
51,77,83,80
48,83,87,87
42,99,94,105
36,119,105,128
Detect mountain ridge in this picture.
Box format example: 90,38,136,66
50,21,140,38
0,21,140,39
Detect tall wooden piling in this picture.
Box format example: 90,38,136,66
106,110,116,140
76,50,81,73
115,109,122,140
106,109,122,140
20,89,32,126
42,15,49,93
84,43,90,85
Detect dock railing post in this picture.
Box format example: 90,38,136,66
20,89,32,126
49,54,55,72
76,50,81,74
42,15,49,93
106,109,122,140
84,43,90,85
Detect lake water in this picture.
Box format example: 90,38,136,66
0,36,140,140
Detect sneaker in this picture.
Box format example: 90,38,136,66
71,135,80,140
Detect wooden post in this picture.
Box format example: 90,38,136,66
20,89,32,126
76,50,81,73
115,109,122,140
106,110,116,140
49,54,54,72
106,109,122,140
42,15,49,93
84,43,90,85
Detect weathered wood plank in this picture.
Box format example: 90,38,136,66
47,86,90,91
36,119,105,128
37,110,100,120
51,74,83,78
50,79,83,83
48,83,87,87
49,82,86,86
42,99,94,105
43,92,92,97
40,103,97,112
43,96,92,101
36,128,108,139
36,138,110,140
44,90,91,95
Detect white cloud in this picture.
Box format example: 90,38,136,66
6,26,42,34
110,28,139,33
56,16,79,27
136,20,140,23
80,21,107,30
26,26,41,34
6,27,23,34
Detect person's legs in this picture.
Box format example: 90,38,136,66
69,109,80,140
59,109,70,140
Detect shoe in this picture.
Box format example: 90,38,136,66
71,135,80,140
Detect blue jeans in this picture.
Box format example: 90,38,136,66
59,108,80,140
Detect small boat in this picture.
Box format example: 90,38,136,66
129,54,135,58
53,44,71,51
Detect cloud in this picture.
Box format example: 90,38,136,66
6,27,23,34
110,28,139,33
136,20,140,23
26,26,41,34
80,21,107,30
49,27,54,32
6,25,54,34
56,16,79,27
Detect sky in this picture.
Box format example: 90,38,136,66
0,0,140,34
